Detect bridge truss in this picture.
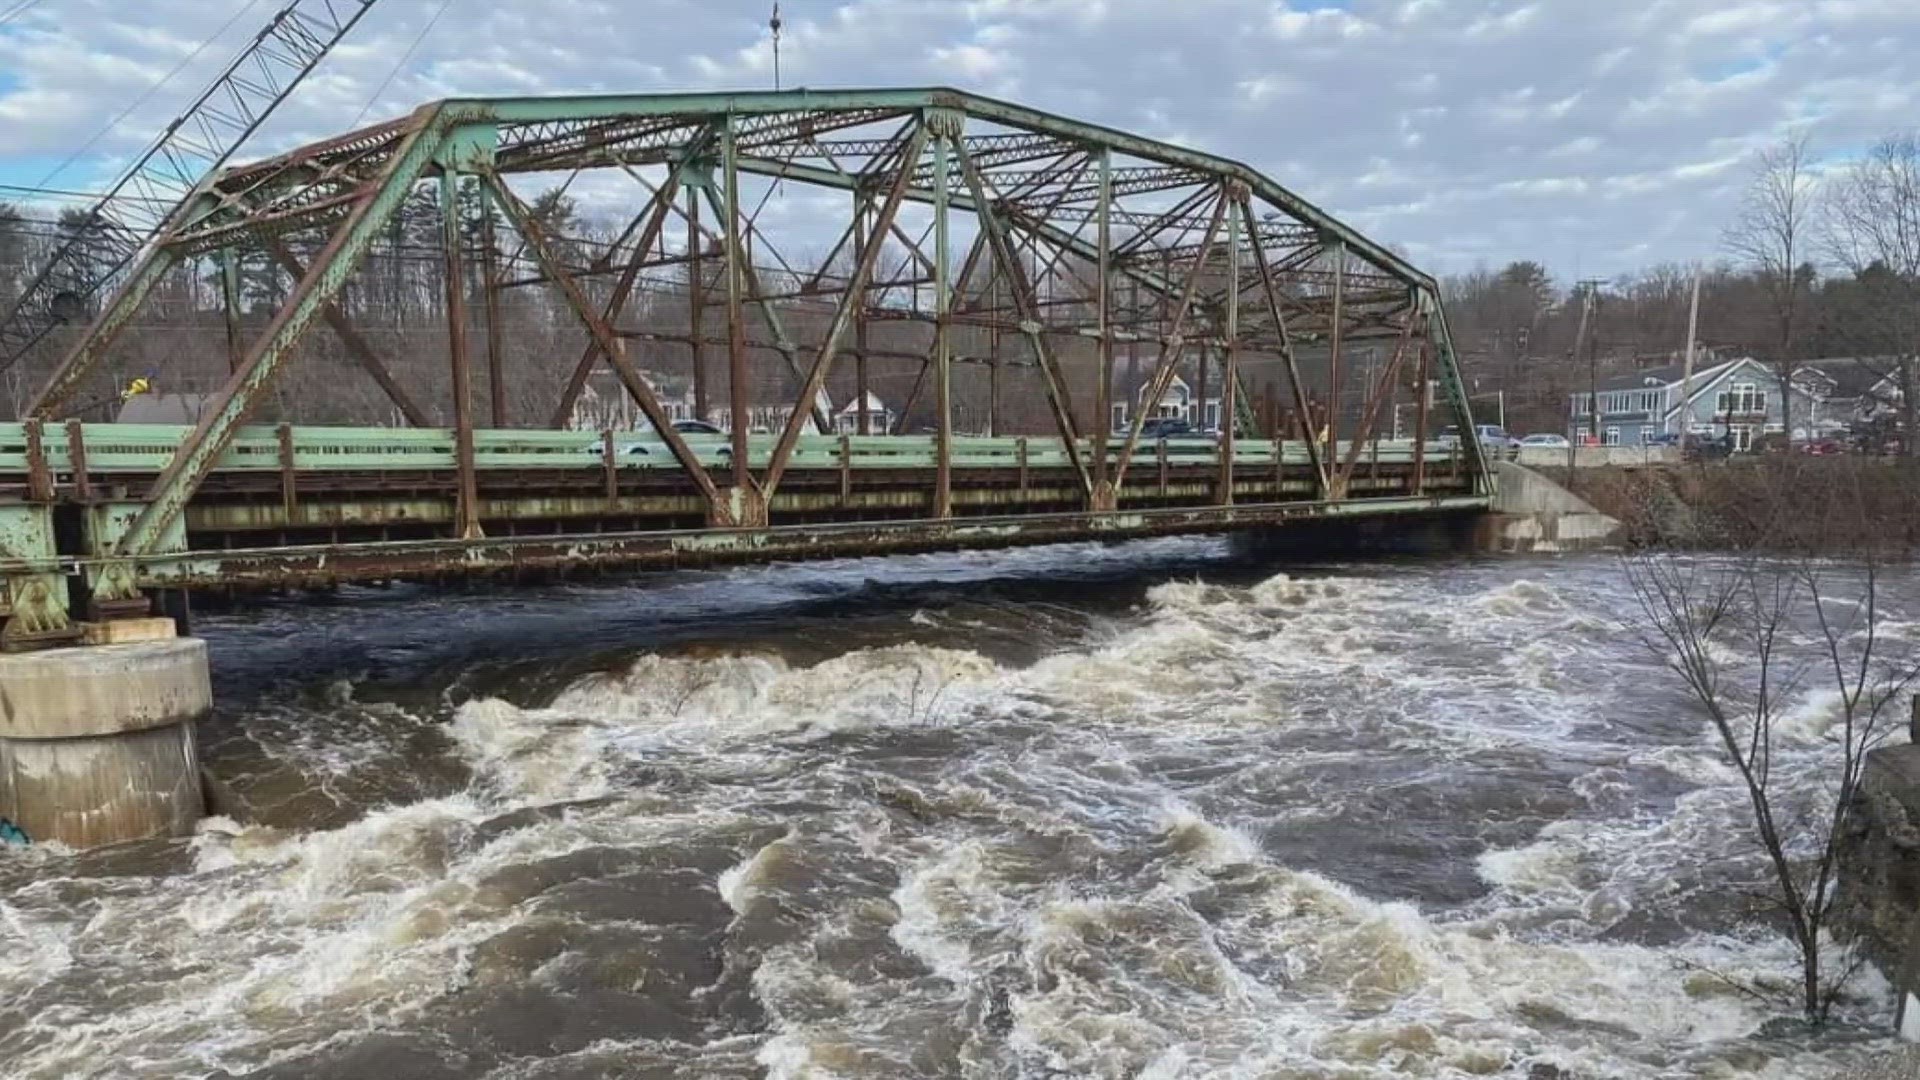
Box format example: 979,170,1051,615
0,88,1489,646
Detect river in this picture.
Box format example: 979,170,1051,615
0,540,1910,1078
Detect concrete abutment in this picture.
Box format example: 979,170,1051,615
0,635,209,849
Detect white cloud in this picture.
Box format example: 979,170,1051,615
0,0,1915,279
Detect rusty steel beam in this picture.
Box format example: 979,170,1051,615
441,171,481,540
548,172,681,428
761,121,927,501
1240,190,1328,497
485,171,731,521
1111,188,1227,494
956,136,1094,503
1336,308,1420,497
263,237,431,428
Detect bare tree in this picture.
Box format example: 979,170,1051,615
1625,493,1920,1023
1823,133,1920,454
1725,132,1816,444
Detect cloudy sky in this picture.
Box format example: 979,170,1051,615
0,0,1914,280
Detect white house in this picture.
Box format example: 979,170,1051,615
835,391,893,435
713,388,835,435
569,370,696,432
1111,373,1224,432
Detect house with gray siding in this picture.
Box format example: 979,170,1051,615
1568,356,1816,449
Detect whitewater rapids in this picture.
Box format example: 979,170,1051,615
0,542,1907,1078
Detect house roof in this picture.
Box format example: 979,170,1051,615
1594,358,1739,393
838,390,889,414
1795,357,1900,400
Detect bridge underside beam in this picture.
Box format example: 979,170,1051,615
118,493,1491,592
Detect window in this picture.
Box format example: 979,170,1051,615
1112,404,1127,430
1731,424,1755,451
1603,426,1621,446
1204,402,1220,429
1716,382,1766,415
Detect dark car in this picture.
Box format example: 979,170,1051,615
1685,435,1735,461
670,419,724,436
1139,416,1199,440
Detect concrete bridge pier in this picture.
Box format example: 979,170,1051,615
0,631,209,849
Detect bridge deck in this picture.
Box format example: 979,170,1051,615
0,423,1483,605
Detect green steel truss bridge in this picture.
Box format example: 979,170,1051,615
0,88,1489,647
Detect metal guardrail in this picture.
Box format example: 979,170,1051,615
0,424,1461,477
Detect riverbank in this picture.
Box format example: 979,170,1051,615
1540,457,1920,550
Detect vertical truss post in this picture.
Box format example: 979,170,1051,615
1111,187,1227,493
1092,147,1114,510
1240,191,1329,497
1328,240,1345,455
721,118,754,507
217,247,244,374
955,139,1094,503
688,188,709,422
853,192,872,436
1219,200,1240,505
442,169,481,540
697,184,832,434
548,174,681,428
1195,348,1210,434
113,119,443,557
931,118,954,520
1413,333,1432,495
486,172,731,521
480,190,508,428
761,121,929,502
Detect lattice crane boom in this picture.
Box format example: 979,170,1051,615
0,0,382,370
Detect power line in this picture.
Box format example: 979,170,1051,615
32,0,270,190
0,182,179,206
0,0,48,27
350,0,455,128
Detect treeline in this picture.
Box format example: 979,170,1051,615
1442,131,1920,441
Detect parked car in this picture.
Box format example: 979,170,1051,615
670,419,724,436
1643,432,1683,447
1518,433,1569,448
1438,424,1521,450
1798,439,1845,456
1685,435,1735,462
610,442,731,459
1140,416,1201,440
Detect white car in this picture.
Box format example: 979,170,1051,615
1519,434,1571,448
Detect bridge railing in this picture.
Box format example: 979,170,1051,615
0,423,1461,478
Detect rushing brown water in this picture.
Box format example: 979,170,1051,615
0,540,1910,1078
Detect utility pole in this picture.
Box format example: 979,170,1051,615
1566,280,1600,476
1585,280,1604,464
1679,268,1701,453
